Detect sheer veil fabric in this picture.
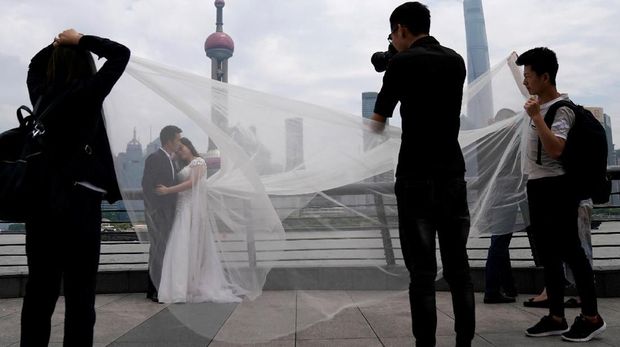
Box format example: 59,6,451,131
103,52,529,342
158,157,249,303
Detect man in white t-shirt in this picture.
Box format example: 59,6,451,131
517,47,606,343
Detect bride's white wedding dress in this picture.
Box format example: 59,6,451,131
158,157,243,303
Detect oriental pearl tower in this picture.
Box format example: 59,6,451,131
204,0,234,174
204,0,234,82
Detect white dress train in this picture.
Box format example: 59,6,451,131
158,157,243,303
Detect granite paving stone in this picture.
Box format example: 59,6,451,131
1,290,620,346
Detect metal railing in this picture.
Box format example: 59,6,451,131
2,170,620,272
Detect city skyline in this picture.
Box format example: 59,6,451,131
0,1,618,150
113,0,615,161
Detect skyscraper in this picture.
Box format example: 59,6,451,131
115,128,145,189
362,92,378,119
361,92,393,183
588,107,617,205
285,118,304,171
361,91,389,151
463,0,493,128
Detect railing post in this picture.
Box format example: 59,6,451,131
374,192,395,265
247,232,257,269
245,199,257,269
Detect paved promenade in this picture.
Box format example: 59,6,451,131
1,291,619,346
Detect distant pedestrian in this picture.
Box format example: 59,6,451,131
484,233,517,304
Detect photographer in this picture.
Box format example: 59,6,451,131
20,29,129,346
371,41,398,73
369,2,474,346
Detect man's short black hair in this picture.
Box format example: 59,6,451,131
390,2,430,36
160,125,182,146
515,47,559,86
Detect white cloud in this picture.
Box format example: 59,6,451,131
1,0,619,146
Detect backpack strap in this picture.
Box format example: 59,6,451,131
30,90,71,138
535,99,575,165
16,96,42,128
16,106,33,127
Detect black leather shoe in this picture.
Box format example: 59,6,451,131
564,298,581,308
484,293,516,304
504,288,518,298
523,298,549,308
146,289,159,303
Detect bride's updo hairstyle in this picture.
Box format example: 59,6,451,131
178,137,201,167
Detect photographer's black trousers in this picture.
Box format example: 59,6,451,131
21,184,102,347
395,177,475,347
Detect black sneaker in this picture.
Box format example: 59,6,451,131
525,315,569,337
562,314,606,342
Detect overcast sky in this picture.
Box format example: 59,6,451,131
1,0,619,148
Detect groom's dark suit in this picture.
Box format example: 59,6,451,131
142,148,178,299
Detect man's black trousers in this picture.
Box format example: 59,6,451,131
527,175,598,318
395,177,475,347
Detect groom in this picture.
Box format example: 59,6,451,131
141,125,182,302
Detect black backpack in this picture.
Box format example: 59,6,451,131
0,104,45,221
537,100,611,204
0,93,68,221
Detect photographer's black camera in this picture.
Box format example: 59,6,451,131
371,43,397,72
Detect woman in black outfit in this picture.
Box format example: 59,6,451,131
20,29,129,346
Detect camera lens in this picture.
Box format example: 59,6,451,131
371,44,396,73
371,52,386,72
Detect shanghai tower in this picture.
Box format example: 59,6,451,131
463,0,493,128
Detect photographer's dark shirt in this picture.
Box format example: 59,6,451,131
374,36,466,179
27,36,130,203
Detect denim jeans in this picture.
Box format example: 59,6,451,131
527,175,598,318
395,177,475,347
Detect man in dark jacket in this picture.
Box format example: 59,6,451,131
141,125,182,302
21,29,129,346
370,3,474,346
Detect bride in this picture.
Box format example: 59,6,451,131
155,137,243,303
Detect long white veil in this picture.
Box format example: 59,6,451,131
103,51,529,343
